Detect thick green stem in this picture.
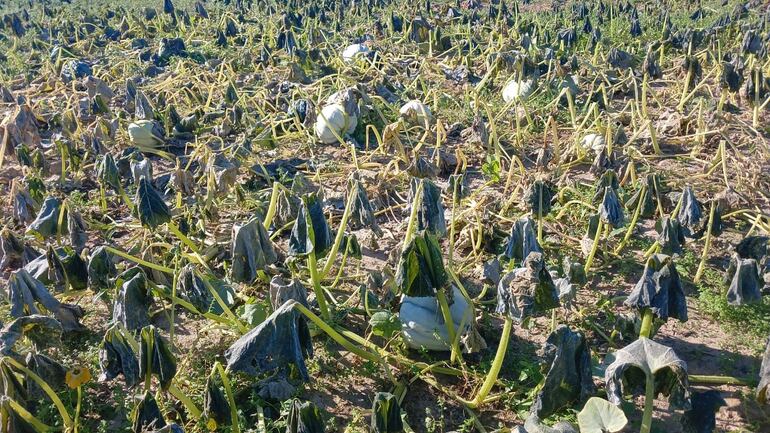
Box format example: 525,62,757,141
470,317,512,408
294,303,379,363
263,182,279,230
321,181,358,278
104,246,174,274
436,290,460,364
584,219,604,274
403,181,424,252
215,362,240,433
639,308,654,339
640,371,655,433
308,252,331,321
3,357,72,427
694,201,716,284
616,184,646,254
688,374,754,386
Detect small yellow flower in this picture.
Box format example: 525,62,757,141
65,367,91,389
206,418,218,431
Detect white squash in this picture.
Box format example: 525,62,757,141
127,120,164,147
581,133,606,154
314,103,357,144
399,286,471,351
502,78,536,102
342,43,371,63
399,99,433,127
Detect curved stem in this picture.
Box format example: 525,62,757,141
3,357,72,427
262,182,279,230
436,290,459,364
308,252,331,322
616,184,646,254
470,317,512,408
320,181,357,278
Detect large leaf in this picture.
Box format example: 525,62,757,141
134,177,170,230
656,217,685,255
26,196,65,240
99,325,140,388
25,352,67,400
577,397,627,433
113,268,152,331
269,276,309,310
681,391,726,433
625,254,687,322
203,375,230,428
525,179,555,216
726,255,763,306
87,246,116,291
348,177,381,235
8,269,85,332
497,252,558,323
132,392,166,433
287,399,325,433
0,229,38,271
531,326,594,419
288,194,332,257
604,338,691,410
599,186,625,228
504,216,542,265
395,231,448,297
0,315,62,356
676,186,704,238
224,301,313,380
139,325,177,391
45,246,88,291
177,265,235,314
230,219,278,283
371,392,403,433
409,178,446,238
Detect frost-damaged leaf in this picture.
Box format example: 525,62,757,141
625,174,663,219
396,231,448,297
605,338,691,410
656,217,685,255
532,325,594,419
12,185,38,225
288,193,332,258
0,396,41,433
726,255,763,306
371,392,403,433
178,265,235,314
409,178,447,238
599,186,624,228
269,276,309,310
99,325,140,388
681,390,726,433
0,315,62,356
225,301,313,380
577,397,627,433
348,177,381,235
735,236,768,261
525,179,555,216
135,177,170,230
758,336,770,404
44,246,88,291
204,375,230,428
8,269,85,332
26,196,65,240
113,268,152,331
87,246,116,291
497,252,558,323
625,254,687,322
287,399,325,433
562,256,587,286
676,186,703,238
592,170,619,203
25,352,66,400
139,325,177,391
0,229,38,271
504,216,542,265
231,218,278,283
133,392,166,433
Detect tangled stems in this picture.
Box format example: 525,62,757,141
2,357,73,429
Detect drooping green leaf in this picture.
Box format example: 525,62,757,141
225,301,313,380
134,177,171,230
113,268,152,331
8,269,85,332
87,246,116,291
132,392,166,433
0,315,62,356
139,325,177,391
231,218,278,283
371,392,403,433
396,231,447,297
99,324,140,388
287,399,325,433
